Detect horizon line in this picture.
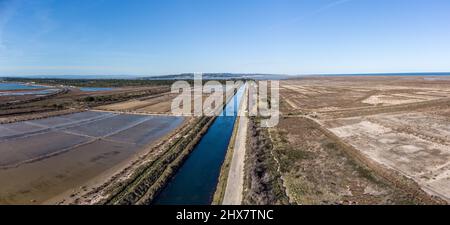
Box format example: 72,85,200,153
1,71,450,78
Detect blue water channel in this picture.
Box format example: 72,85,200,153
153,85,245,205
79,87,114,92
0,82,45,90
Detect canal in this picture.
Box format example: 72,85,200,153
153,85,245,205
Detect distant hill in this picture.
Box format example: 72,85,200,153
3,72,449,81
1,73,291,80
142,73,291,80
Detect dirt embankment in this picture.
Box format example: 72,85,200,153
319,97,450,119
0,109,83,124
242,118,290,205
0,88,68,107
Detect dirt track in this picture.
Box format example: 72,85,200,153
222,85,248,205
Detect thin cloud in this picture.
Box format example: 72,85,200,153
32,5,57,41
299,0,352,22
0,0,20,52
268,0,353,31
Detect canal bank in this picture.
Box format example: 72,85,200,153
221,84,248,205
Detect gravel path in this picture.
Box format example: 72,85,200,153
222,85,248,205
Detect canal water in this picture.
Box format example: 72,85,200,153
153,85,245,205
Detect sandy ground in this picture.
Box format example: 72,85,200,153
222,85,248,205
273,76,450,204
326,112,450,201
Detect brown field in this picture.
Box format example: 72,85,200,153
97,84,238,115
96,93,175,112
264,76,450,204
280,76,450,115
0,85,170,119
97,93,215,114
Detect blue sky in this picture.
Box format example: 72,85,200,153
0,0,449,76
